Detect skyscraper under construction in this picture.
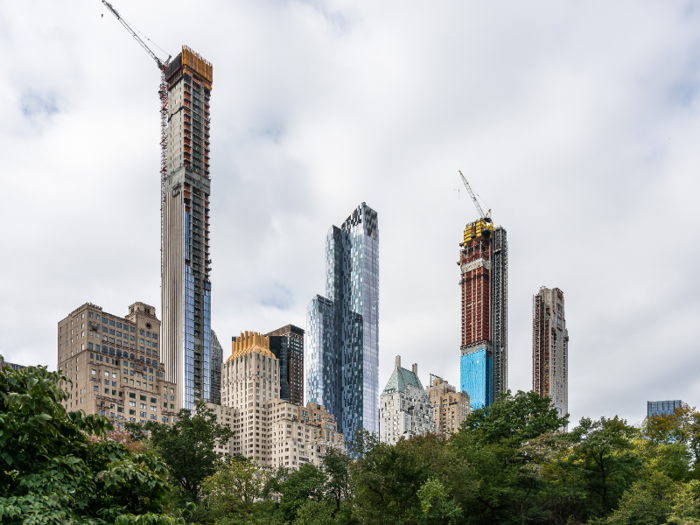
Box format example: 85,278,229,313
161,46,214,411
533,287,569,419
458,218,508,409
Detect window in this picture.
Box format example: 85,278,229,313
139,338,144,345
88,312,93,319
150,406,157,412
151,397,156,403
140,395,146,401
91,369,96,375
151,414,157,420
102,327,107,333
130,327,135,333
116,322,122,328
146,332,151,338
129,393,135,398
140,329,145,335
129,401,136,407
110,320,115,326
140,412,146,418
117,407,124,413
129,409,135,415
153,334,158,340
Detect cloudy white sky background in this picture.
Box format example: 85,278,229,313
1,1,699,427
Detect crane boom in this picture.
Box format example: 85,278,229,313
102,0,171,275
459,170,491,221
102,1,169,69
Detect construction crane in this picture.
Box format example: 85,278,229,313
458,170,491,222
102,0,171,271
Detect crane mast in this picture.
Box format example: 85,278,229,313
459,170,491,222
102,0,171,274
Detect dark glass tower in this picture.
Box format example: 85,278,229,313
161,46,214,410
266,324,305,406
306,202,379,443
210,329,223,404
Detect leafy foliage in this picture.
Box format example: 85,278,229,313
0,361,185,525
130,399,235,504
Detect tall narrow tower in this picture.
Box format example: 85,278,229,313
161,46,214,411
458,220,508,409
533,287,568,419
306,202,379,444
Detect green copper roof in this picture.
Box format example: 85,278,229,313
382,366,424,396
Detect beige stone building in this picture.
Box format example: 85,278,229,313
426,375,471,436
57,302,177,426
216,331,345,468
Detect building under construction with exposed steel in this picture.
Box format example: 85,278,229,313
458,217,508,410
161,46,214,411
533,287,569,420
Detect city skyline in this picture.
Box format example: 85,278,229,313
2,1,700,428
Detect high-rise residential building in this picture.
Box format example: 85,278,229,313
533,287,569,419
217,331,345,469
210,330,223,404
161,46,214,410
56,302,178,426
379,356,435,444
647,400,684,418
306,203,379,444
266,324,305,406
458,218,508,409
426,374,471,437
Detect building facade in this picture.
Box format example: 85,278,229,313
306,202,379,444
210,330,223,404
458,217,508,409
217,331,345,469
426,374,471,437
647,400,684,418
162,46,214,410
379,356,435,444
57,302,177,426
266,324,305,406
533,287,569,419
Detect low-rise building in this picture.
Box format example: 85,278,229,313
57,302,178,426
379,356,435,444
426,374,471,436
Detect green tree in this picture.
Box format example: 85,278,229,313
0,361,185,524
417,477,462,525
644,404,700,474
278,463,327,523
450,390,568,525
132,399,235,504
201,455,273,523
564,416,642,519
668,480,700,524
602,470,677,525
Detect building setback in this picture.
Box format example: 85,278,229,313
161,46,214,410
56,302,177,426
306,202,379,444
217,331,345,468
458,218,508,409
426,374,471,437
533,287,569,419
379,356,435,444
266,324,305,406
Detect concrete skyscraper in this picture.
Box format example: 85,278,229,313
161,46,214,410
306,202,379,444
458,218,508,409
533,287,569,419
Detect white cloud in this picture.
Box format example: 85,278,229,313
1,0,699,427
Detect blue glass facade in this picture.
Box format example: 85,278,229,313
460,345,491,410
647,400,684,418
306,203,379,444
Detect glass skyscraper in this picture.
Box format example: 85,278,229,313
306,203,379,444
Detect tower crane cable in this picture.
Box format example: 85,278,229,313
102,0,171,275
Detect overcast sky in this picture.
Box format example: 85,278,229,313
1,0,699,427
